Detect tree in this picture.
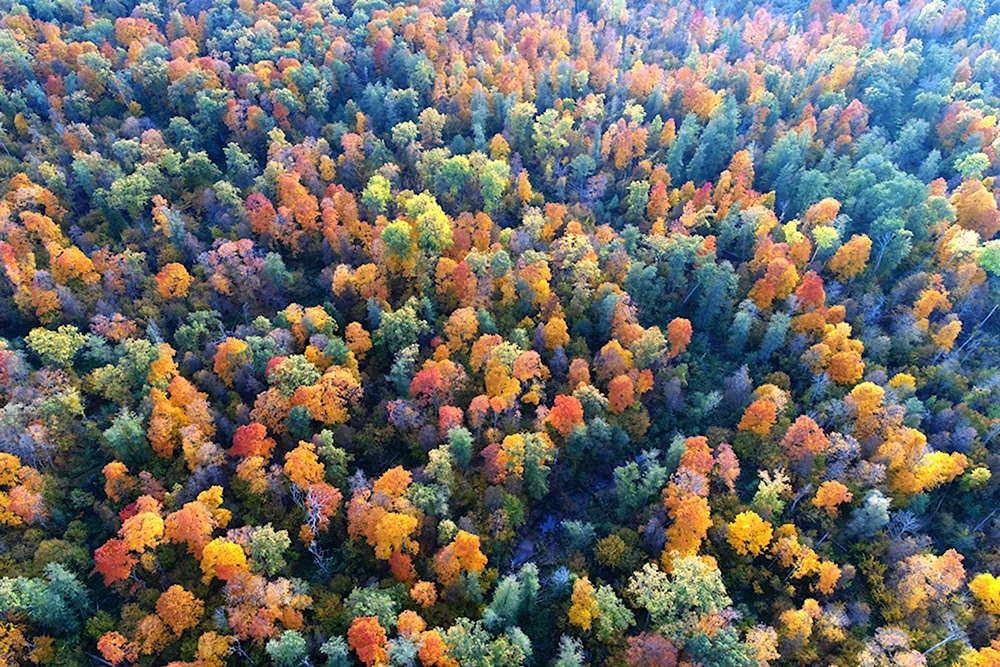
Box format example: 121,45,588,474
348,616,387,667
626,633,678,667
156,585,204,636
547,395,584,437
201,538,247,584
739,400,778,437
780,415,831,460
266,630,308,667
156,263,192,299
812,481,853,516
970,573,1000,615
727,511,773,556
94,539,136,586
626,556,732,645
828,234,871,281
667,318,693,359
568,576,598,630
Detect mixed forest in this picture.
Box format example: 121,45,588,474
3,0,1000,664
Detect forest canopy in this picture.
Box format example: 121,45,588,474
0,0,1000,665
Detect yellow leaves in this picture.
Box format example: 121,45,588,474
213,337,250,386
283,441,325,491
779,599,821,646
452,530,487,573
373,513,420,560
196,632,234,667
914,450,968,492
848,381,885,439
814,561,841,595
373,466,412,499
970,573,1000,614
932,319,962,352
236,456,268,494
888,373,916,393
543,317,570,350
201,538,247,584
120,497,165,552
568,576,598,631
727,511,773,557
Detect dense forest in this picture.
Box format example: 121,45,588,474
1,0,1000,664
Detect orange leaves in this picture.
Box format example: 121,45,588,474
98,631,138,666
103,462,134,503
780,415,831,461
155,263,192,299
291,365,363,425
373,466,412,498
164,487,230,558
827,234,871,281
952,178,1000,239
607,374,635,414
666,317,692,358
410,581,437,608
727,511,773,556
546,394,584,436
434,530,487,587
348,616,387,667
283,441,325,491
444,307,479,352
277,173,319,229
303,482,343,538
749,256,799,310
812,481,853,516
738,399,778,437
222,569,311,642
664,494,712,558
345,322,372,360
156,585,204,636
213,337,251,386
417,629,450,666
913,280,951,330
348,467,420,561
